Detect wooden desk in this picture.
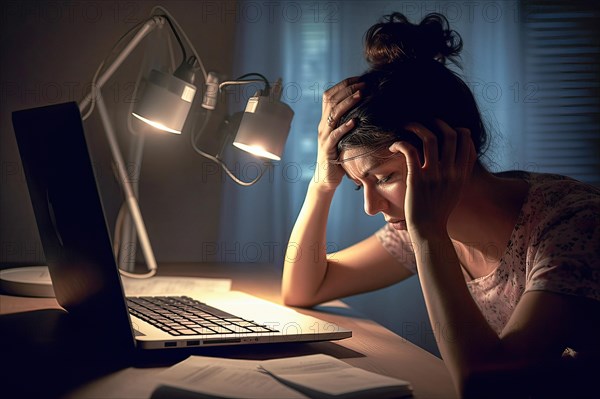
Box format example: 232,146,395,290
0,263,455,398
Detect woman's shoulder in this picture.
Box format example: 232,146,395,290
497,170,600,210
499,171,599,249
505,172,599,255
496,169,598,188
509,173,600,305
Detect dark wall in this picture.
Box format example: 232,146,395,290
0,1,239,267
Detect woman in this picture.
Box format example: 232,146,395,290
282,12,599,397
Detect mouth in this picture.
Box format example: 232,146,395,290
386,219,407,230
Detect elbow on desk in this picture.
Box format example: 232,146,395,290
280,280,322,308
281,291,320,309
282,295,313,309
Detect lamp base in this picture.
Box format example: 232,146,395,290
0,266,55,297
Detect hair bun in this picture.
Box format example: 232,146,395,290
364,12,463,69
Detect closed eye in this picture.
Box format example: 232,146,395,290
376,174,393,185
354,184,362,191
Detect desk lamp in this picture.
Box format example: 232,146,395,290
1,6,293,296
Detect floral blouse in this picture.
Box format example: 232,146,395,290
376,171,600,335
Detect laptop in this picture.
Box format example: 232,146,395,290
12,101,351,351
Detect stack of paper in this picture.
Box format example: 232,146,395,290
151,354,412,398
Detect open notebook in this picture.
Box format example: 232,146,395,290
12,101,351,350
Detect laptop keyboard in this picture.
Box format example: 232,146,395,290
127,296,278,336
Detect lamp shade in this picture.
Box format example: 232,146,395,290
233,95,294,161
132,69,196,134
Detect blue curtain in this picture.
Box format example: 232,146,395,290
218,0,524,356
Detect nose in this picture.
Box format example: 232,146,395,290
363,184,386,216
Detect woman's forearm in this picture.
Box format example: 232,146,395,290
282,182,336,306
411,230,501,394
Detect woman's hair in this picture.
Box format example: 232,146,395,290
337,12,489,162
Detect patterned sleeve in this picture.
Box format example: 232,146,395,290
525,195,600,302
375,223,418,274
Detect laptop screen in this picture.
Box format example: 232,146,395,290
12,101,135,350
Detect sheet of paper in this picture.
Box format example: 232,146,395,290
155,356,307,399
260,354,411,396
121,276,231,296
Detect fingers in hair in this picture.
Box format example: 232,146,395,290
403,122,438,169
432,119,457,168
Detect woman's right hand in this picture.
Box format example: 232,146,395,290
313,77,364,193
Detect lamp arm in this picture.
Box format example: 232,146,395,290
95,90,157,277
78,17,167,278
79,16,166,114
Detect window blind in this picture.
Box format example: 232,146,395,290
523,0,600,186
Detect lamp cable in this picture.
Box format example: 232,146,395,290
151,5,208,81
190,109,269,187
190,76,277,186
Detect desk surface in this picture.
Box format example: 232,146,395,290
0,263,455,398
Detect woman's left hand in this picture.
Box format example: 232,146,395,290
389,119,476,237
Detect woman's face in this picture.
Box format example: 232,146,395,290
340,146,409,230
